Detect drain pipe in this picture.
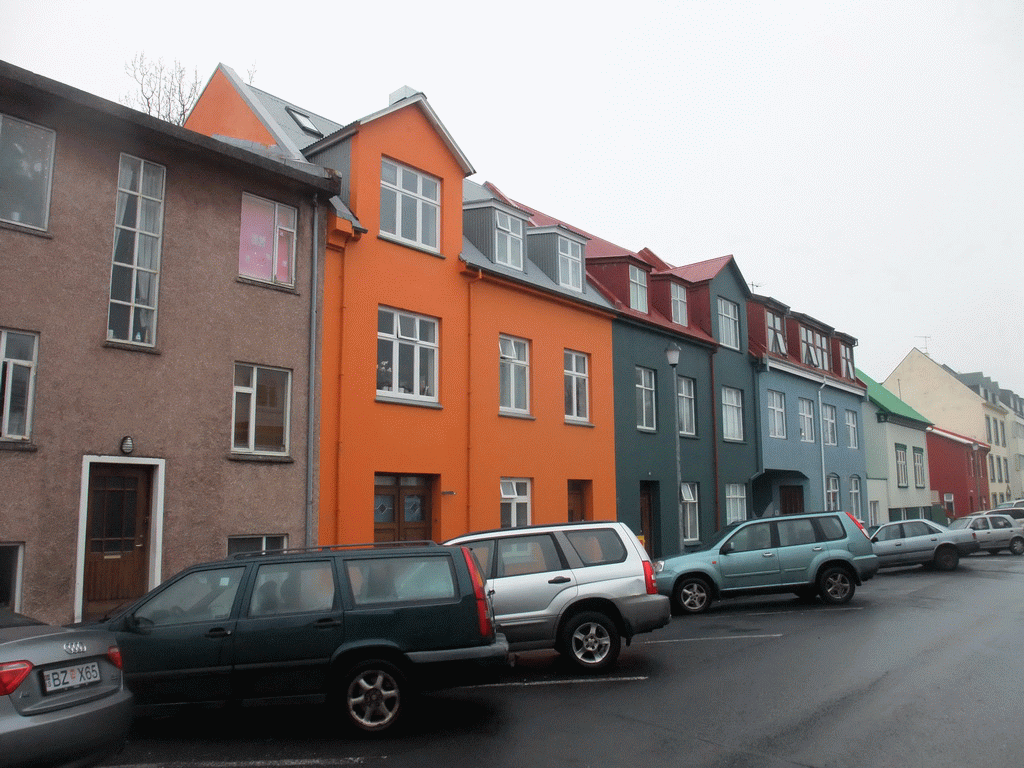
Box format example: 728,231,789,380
817,376,827,509
305,195,320,548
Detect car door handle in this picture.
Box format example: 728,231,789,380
813,546,824,551
548,576,572,584
313,618,342,628
206,628,232,638
762,552,775,558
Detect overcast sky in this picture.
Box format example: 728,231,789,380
5,0,1022,391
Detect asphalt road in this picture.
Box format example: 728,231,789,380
103,553,1024,768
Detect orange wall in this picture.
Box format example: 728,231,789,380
184,68,277,148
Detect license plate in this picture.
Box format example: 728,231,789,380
42,661,101,693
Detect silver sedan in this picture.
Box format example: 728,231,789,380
871,518,980,570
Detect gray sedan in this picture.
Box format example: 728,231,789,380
950,513,1024,555
1,608,133,768
871,519,980,570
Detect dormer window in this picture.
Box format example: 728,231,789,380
767,311,787,355
495,211,523,270
285,107,323,138
670,283,687,325
840,344,855,378
717,298,740,350
558,236,582,291
629,265,648,312
800,327,830,369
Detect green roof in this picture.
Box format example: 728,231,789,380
856,369,932,426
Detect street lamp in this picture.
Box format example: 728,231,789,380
666,345,682,550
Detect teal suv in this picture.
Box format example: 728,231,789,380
91,542,508,733
655,512,879,614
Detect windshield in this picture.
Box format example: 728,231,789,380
948,517,972,530
702,523,743,551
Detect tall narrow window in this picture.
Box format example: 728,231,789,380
238,193,296,286
722,387,744,441
499,336,530,414
558,236,583,291
233,363,290,455
841,344,855,378
377,307,439,402
1,329,37,441
725,484,747,524
849,476,862,518
799,398,815,442
636,367,656,431
800,327,829,370
500,478,531,528
768,390,786,439
822,404,838,445
913,447,925,488
896,445,909,487
629,265,648,312
680,483,699,545
108,154,165,346
766,311,787,355
0,114,55,230
380,159,439,251
670,283,687,325
846,410,859,448
826,475,840,511
564,350,589,422
717,298,740,350
677,376,696,436
495,211,524,269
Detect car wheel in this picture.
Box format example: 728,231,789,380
1009,538,1024,556
561,611,620,671
674,576,713,614
340,659,405,733
933,546,960,571
817,566,855,605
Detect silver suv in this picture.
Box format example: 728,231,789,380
445,522,670,671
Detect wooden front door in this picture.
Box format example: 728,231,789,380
779,485,805,516
84,464,151,620
567,481,586,522
374,474,433,542
639,482,656,555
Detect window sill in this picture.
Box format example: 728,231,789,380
0,220,52,238
376,393,442,409
228,453,294,463
236,276,300,294
0,441,37,452
378,232,443,258
636,426,656,434
564,418,594,428
104,340,161,355
500,410,535,421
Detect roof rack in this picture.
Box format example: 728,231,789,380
231,540,440,559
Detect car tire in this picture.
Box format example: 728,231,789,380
933,546,960,571
1009,538,1024,556
340,659,405,733
674,576,713,614
817,565,855,605
561,611,621,671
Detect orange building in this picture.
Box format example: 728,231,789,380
186,66,617,544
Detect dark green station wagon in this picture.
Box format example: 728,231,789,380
91,542,508,733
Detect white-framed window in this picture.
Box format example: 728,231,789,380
238,193,296,286
380,159,439,251
768,390,786,439
826,474,840,511
914,447,926,488
227,534,287,555
988,455,995,481
846,409,859,448
1,329,37,441
680,483,699,545
500,478,531,528
107,154,165,346
766,311,787,355
800,327,830,370
0,114,55,230
725,483,747,524
558,236,583,291
841,344,855,378
500,335,530,414
869,500,880,527
822,404,838,445
849,476,862,517
896,444,909,487
377,307,439,402
671,283,687,325
722,386,744,441
636,366,656,431
564,350,589,422
717,298,740,350
233,363,291,455
494,211,524,270
677,376,696,436
629,265,648,312
799,398,815,442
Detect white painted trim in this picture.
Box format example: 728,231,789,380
74,455,166,623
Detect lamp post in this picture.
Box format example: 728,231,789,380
666,345,682,549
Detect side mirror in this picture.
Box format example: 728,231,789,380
720,541,735,555
124,613,154,635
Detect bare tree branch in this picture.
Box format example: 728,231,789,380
122,53,201,126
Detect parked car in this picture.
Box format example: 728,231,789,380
949,513,1024,555
90,542,508,733
1,608,133,768
992,501,1024,525
653,512,879,614
445,521,670,671
870,518,979,570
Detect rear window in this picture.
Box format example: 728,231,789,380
776,518,818,547
564,528,627,566
347,556,457,606
816,515,847,541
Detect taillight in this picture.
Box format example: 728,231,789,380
643,560,658,595
847,513,870,539
462,546,494,639
0,661,33,696
107,646,124,670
